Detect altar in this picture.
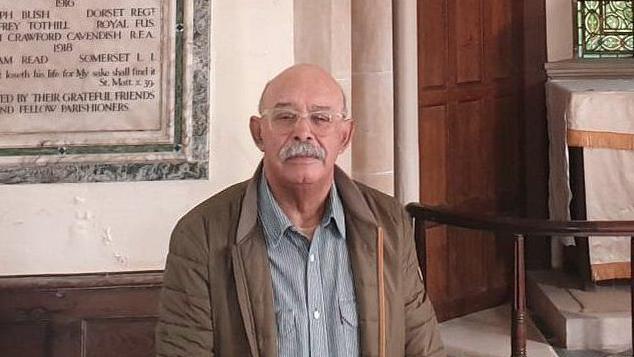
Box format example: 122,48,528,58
547,79,634,281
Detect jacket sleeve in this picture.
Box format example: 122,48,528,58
400,208,446,357
156,215,214,357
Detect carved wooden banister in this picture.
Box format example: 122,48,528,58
405,202,634,357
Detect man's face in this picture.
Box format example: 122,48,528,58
250,67,353,187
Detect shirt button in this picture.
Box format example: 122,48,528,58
309,254,315,262
313,310,320,320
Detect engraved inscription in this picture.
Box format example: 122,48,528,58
0,0,211,184
0,0,171,146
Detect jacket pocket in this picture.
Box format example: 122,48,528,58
339,299,359,356
276,310,298,356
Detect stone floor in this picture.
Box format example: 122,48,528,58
439,304,632,357
528,270,631,352
439,305,558,356
554,348,632,357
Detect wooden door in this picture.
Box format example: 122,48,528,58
417,0,528,321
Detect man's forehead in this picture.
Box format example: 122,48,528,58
263,92,342,113
261,65,344,111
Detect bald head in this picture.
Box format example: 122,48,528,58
258,64,347,116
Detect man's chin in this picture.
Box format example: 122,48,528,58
281,163,329,185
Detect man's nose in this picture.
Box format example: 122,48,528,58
291,115,315,141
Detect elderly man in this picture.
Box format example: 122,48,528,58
156,64,444,357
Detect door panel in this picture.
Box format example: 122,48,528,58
454,0,483,84
417,0,524,321
489,0,515,79
419,105,448,206
419,1,448,90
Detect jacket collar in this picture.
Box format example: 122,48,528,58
236,162,378,245
235,163,261,244
333,165,378,227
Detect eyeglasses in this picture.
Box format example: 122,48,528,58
261,108,348,135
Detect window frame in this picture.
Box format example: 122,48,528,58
545,0,634,79
573,0,634,59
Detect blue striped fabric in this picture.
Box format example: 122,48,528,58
258,174,359,357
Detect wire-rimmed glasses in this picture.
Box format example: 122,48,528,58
261,108,348,135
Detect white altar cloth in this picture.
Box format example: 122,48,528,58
546,79,634,280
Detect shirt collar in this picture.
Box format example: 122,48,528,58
327,183,346,238
258,174,293,248
257,172,346,249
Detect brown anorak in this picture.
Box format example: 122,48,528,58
156,165,445,357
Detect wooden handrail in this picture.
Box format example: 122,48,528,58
405,202,634,357
406,202,634,236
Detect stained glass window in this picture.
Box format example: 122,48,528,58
577,0,634,58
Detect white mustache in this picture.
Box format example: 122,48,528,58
279,141,326,162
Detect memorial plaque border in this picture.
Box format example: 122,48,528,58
0,0,210,184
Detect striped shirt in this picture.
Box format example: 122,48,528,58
258,174,359,357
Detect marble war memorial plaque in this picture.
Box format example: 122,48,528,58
0,0,210,183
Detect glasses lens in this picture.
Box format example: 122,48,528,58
270,110,297,131
310,112,333,126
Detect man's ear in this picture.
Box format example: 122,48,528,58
249,116,265,151
338,119,355,154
